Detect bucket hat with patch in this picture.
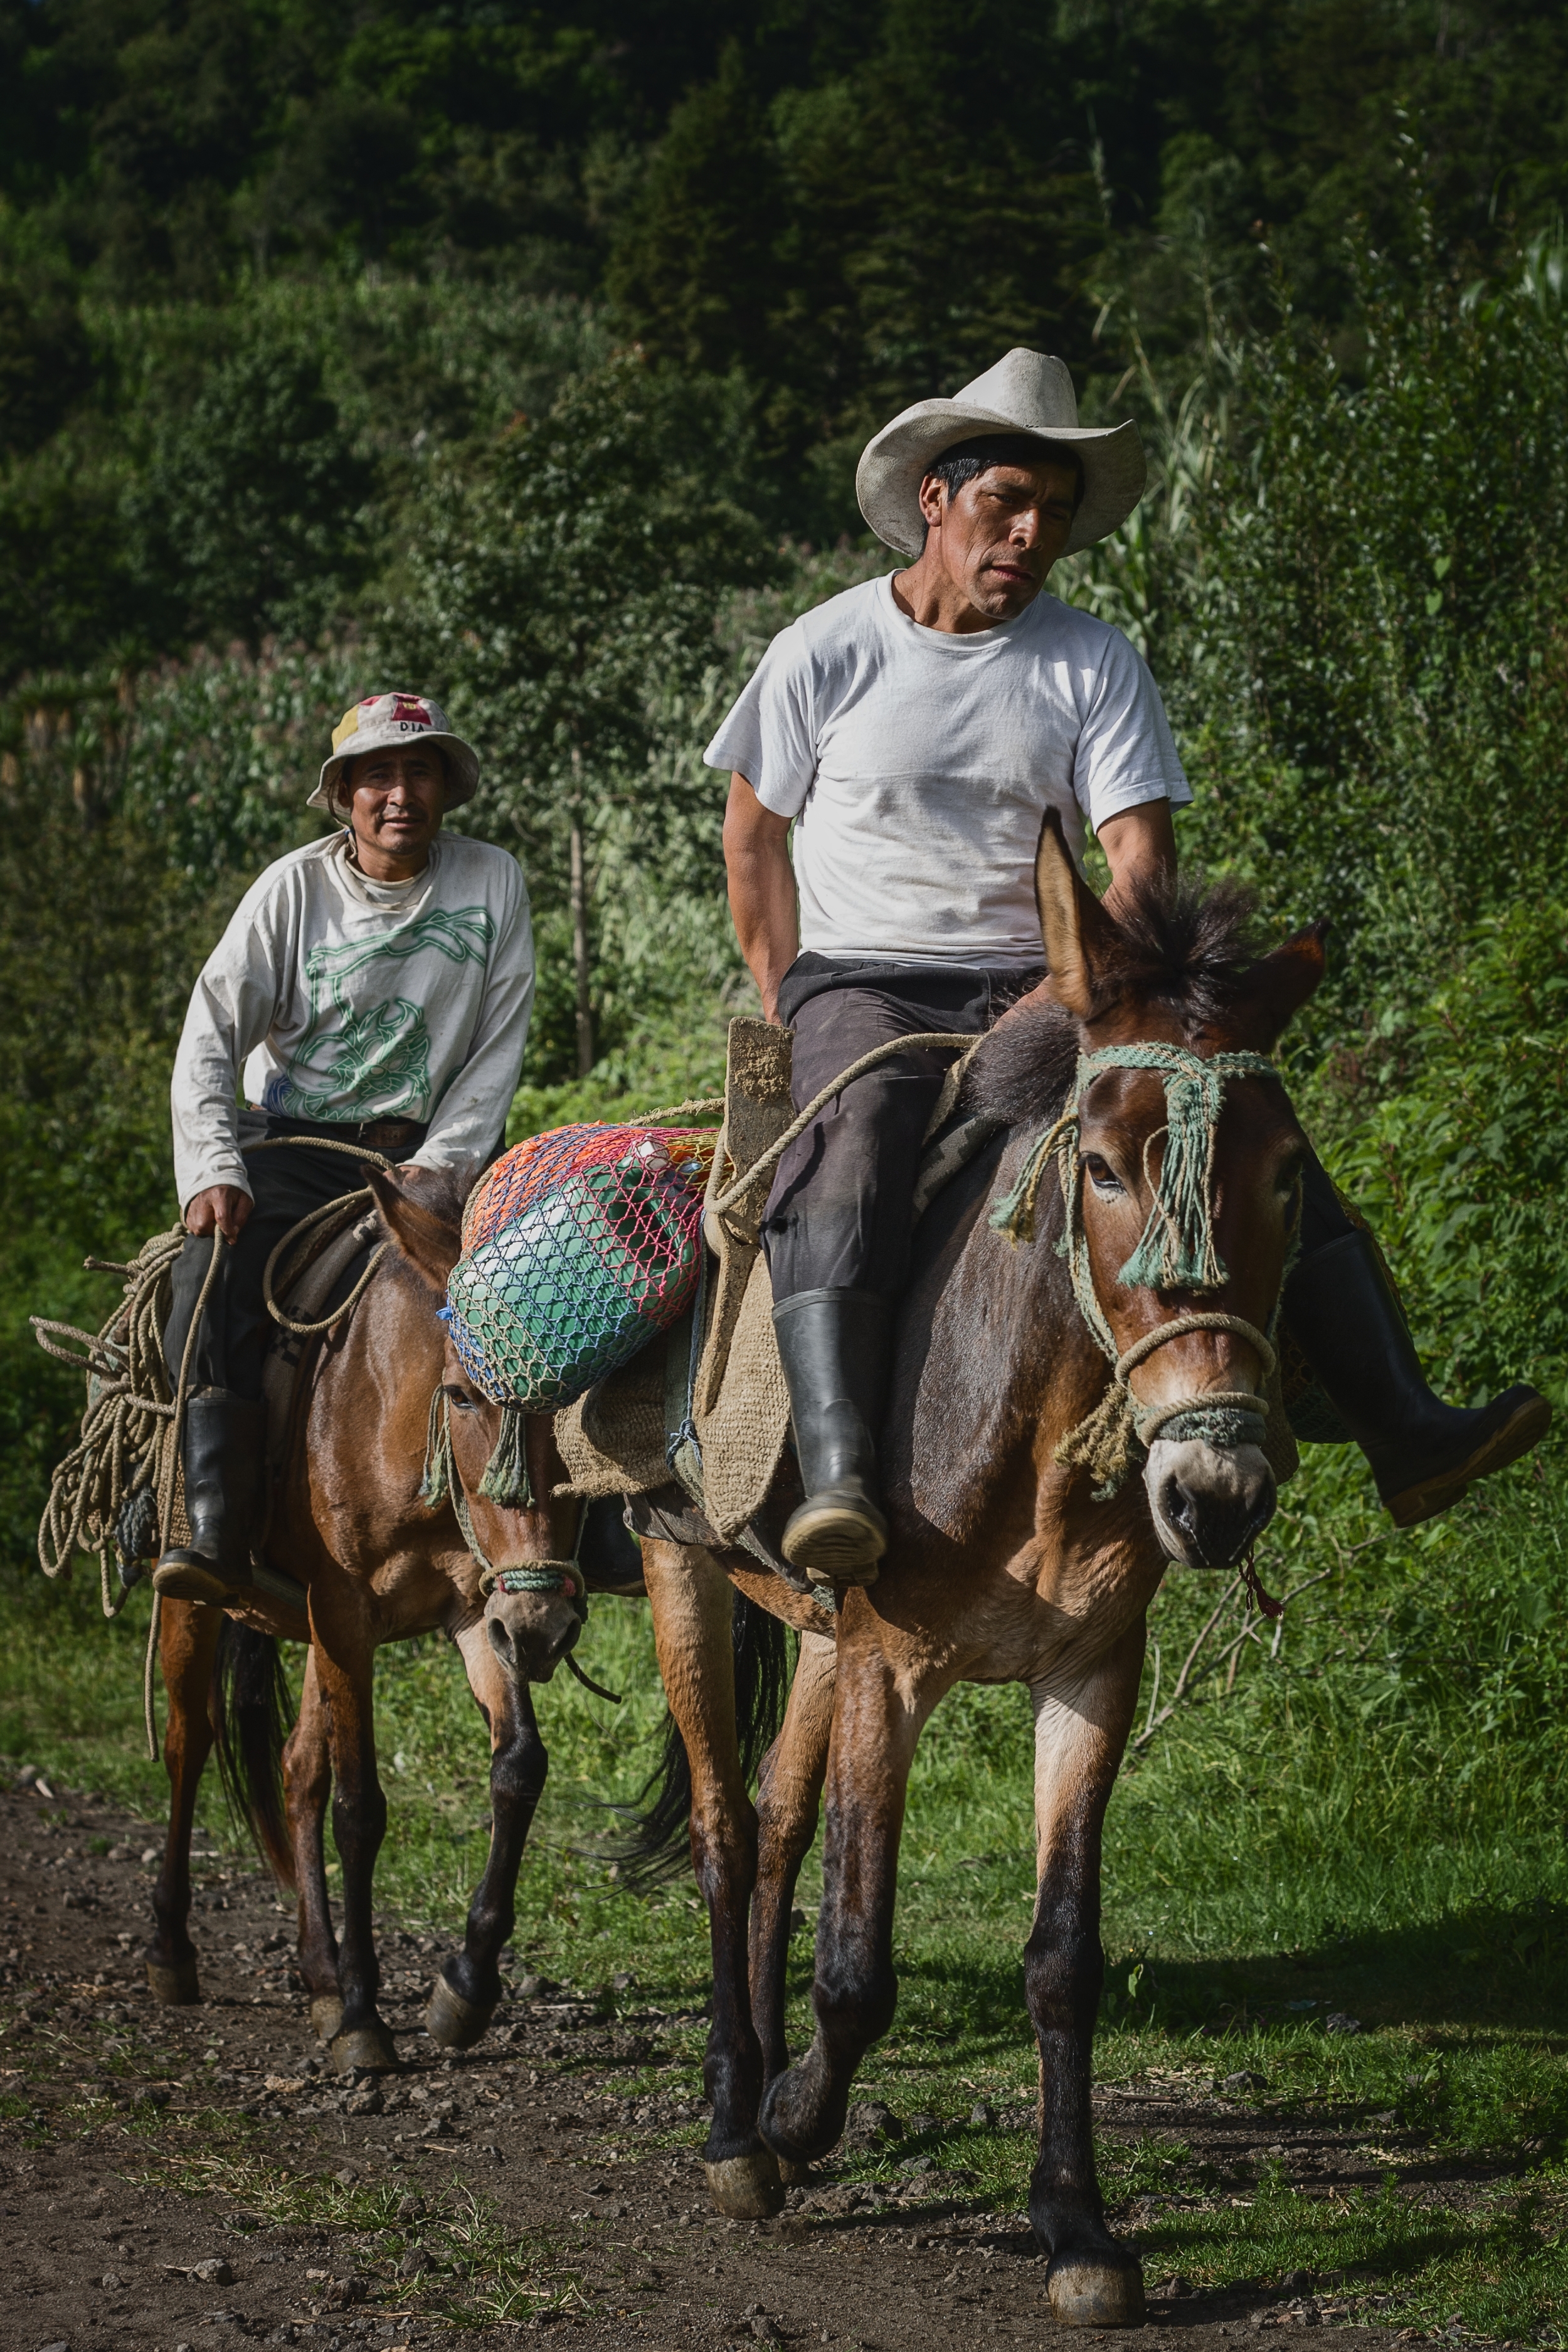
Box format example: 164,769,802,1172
856,347,1146,560
311,691,481,813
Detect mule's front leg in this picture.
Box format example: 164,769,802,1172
146,1599,223,2005
1027,1624,1146,2328
424,1622,549,2050
750,1627,835,2090
283,1651,342,2043
643,1540,782,2220
760,1614,926,2165
310,1591,397,2074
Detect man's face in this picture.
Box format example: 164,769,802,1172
345,746,447,871
918,458,1081,621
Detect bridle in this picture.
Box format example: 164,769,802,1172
990,1041,1301,1500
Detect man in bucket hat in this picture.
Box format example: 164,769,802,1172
152,692,534,1606
711,348,1549,1587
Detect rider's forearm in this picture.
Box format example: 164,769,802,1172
728,853,799,1024
1098,797,1177,922
724,778,799,1024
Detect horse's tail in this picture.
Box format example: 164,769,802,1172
209,1619,296,1891
617,1591,790,1887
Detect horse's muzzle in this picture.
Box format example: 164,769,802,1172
484,1589,581,1682
1145,1438,1276,1569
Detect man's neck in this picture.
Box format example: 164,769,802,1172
347,835,431,884
889,556,1042,635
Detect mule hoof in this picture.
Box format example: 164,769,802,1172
309,1994,344,2044
146,1957,200,2006
1047,2252,1146,2328
328,2020,400,2075
776,2158,814,2188
424,1973,496,2050
705,2153,786,2220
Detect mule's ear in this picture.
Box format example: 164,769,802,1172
1246,921,1329,1046
368,1168,463,1293
1035,808,1122,1019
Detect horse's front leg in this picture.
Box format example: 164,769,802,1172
424,1619,549,2049
642,1539,783,2220
1027,1621,1147,2328
146,1597,224,2005
309,1586,398,2073
282,1649,343,2043
750,1626,836,2094
760,1602,929,2164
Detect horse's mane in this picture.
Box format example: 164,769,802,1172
962,871,1264,1130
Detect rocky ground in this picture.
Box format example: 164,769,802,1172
0,1780,1433,2352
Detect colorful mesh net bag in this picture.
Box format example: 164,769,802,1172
445,1124,718,1412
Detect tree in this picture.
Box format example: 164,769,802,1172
129,337,372,650
388,347,775,1077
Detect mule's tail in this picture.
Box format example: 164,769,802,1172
209,1619,296,1890
617,1591,790,1887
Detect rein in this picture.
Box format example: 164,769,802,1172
990,1042,1299,1500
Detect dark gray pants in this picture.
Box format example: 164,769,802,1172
762,955,1045,1303
163,1113,426,1401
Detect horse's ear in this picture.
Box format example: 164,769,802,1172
1246,921,1329,1044
1035,808,1122,1019
368,1168,463,1293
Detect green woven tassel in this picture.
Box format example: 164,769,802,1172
1116,1059,1226,1290
477,1402,532,1508
420,1385,450,1508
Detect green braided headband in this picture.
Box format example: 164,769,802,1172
991,1041,1279,1291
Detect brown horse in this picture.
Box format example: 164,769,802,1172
610,824,1327,2314
147,1168,599,2069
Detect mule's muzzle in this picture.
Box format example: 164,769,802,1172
1146,1438,1276,1569
484,1588,581,1683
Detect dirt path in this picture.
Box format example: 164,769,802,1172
0,1781,1412,2352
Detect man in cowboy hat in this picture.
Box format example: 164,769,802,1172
152,692,534,1606
711,348,1549,1586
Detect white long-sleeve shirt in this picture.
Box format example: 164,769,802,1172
171,832,534,1209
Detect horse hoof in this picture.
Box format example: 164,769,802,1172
146,1958,200,2006
424,1974,496,2050
705,2153,786,2220
776,2158,813,2188
309,1994,344,2044
1047,2252,1146,2328
328,2020,400,2075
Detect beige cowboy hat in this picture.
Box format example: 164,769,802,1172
310,691,481,814
856,347,1146,559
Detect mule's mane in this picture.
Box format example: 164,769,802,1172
963,872,1265,1130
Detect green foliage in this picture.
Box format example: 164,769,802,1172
1314,899,1568,1406
128,338,373,649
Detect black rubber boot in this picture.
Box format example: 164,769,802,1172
773,1288,892,1586
1283,1229,1550,1528
152,1390,267,1605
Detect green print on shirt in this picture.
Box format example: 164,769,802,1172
270,906,495,1122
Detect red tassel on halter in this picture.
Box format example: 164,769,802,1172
1239,1545,1285,1621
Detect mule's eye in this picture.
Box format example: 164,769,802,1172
1278,1152,1305,1197
443,1384,480,1413
1083,1153,1125,1197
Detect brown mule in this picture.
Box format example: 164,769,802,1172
622,821,1330,2311
145,1168,591,2074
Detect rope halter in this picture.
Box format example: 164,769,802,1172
989,1041,1299,1500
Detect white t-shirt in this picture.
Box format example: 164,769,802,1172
704,575,1192,965
171,832,534,1209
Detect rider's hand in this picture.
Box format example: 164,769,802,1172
184,1185,253,1242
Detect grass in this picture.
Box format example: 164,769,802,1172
6,1247,1568,2337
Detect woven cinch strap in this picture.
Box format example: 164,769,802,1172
989,1042,1300,1498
